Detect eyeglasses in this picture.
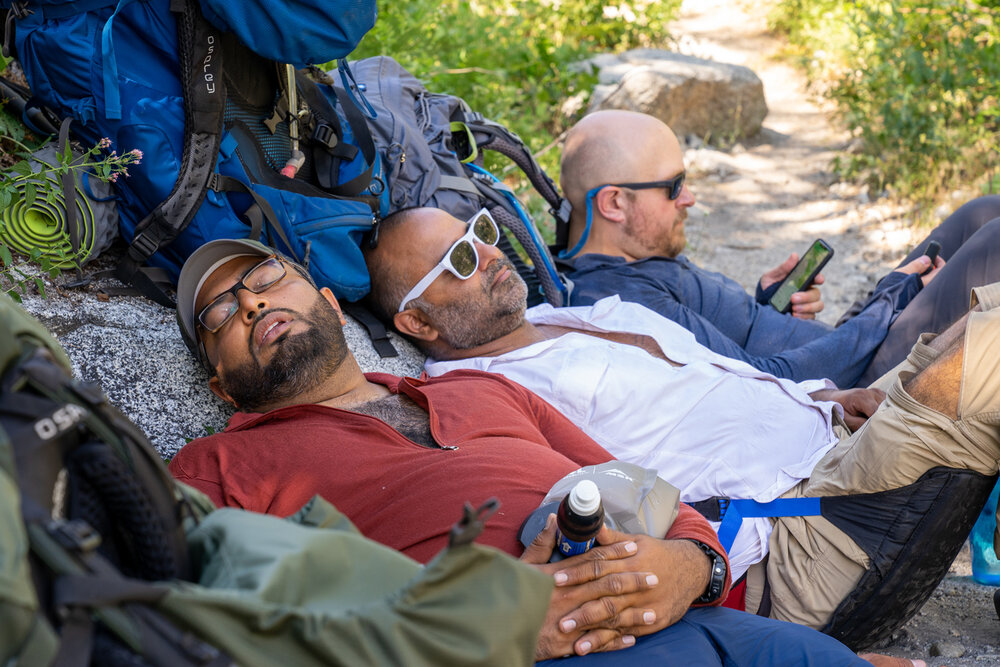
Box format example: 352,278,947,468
610,171,686,201
558,171,686,260
197,257,288,332
397,208,500,313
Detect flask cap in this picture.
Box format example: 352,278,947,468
568,480,601,515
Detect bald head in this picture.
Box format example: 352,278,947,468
561,110,683,208
364,207,449,324
559,111,692,260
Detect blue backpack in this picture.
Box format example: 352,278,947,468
4,0,384,306
3,0,572,341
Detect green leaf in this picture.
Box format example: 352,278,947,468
0,188,12,211
33,277,46,295
23,182,37,208
0,244,12,267
11,161,33,177
59,140,74,164
0,107,26,144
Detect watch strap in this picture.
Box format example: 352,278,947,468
686,539,727,604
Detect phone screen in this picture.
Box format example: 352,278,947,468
769,240,833,314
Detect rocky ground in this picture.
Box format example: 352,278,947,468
670,0,999,663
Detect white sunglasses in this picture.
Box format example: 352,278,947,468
397,208,500,313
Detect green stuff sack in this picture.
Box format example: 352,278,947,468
161,496,552,666
0,292,551,666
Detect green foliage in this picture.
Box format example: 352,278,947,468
347,0,680,239
770,0,1000,210
0,103,143,299
0,245,64,302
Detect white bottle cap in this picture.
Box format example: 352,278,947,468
569,480,601,515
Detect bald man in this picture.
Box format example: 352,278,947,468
557,110,1000,388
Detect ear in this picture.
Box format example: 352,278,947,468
319,286,347,326
393,307,440,343
208,375,237,408
592,186,628,225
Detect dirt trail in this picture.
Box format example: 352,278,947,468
667,1,1000,663
672,0,930,322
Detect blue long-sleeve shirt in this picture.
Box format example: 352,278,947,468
564,254,922,388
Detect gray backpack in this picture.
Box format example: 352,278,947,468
335,56,572,308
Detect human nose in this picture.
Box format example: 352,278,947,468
235,285,270,322
678,184,696,207
474,238,505,271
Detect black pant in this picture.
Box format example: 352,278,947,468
849,195,1000,387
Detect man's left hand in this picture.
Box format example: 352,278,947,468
810,387,887,430
551,525,711,640
760,253,826,320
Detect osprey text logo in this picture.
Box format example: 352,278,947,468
203,34,217,94
34,403,87,440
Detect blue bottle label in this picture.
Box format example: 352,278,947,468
555,529,596,557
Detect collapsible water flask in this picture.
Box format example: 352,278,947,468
555,480,605,557
971,480,1000,585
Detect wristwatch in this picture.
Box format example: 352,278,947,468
685,539,728,604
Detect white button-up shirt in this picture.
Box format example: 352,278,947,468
426,296,843,578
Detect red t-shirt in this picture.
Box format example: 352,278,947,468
170,370,727,590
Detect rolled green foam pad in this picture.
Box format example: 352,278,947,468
1,145,118,268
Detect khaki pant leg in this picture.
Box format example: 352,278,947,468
762,309,1000,629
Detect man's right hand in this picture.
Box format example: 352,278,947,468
896,254,945,286
521,514,658,660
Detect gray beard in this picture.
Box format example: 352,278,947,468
421,259,527,350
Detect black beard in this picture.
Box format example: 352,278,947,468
217,293,348,412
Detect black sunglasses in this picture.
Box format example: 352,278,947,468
609,172,686,201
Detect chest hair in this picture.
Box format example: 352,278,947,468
351,393,438,448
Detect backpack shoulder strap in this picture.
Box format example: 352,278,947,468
115,0,226,307
460,115,572,231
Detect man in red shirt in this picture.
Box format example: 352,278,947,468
166,239,886,665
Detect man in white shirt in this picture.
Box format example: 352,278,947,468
364,206,1000,634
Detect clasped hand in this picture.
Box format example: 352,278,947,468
521,514,709,660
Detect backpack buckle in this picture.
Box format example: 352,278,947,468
128,231,159,263
448,497,500,548
312,122,339,150
48,519,103,554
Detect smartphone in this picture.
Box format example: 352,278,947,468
769,239,835,314
921,240,941,276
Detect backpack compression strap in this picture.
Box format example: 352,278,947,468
115,0,226,308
